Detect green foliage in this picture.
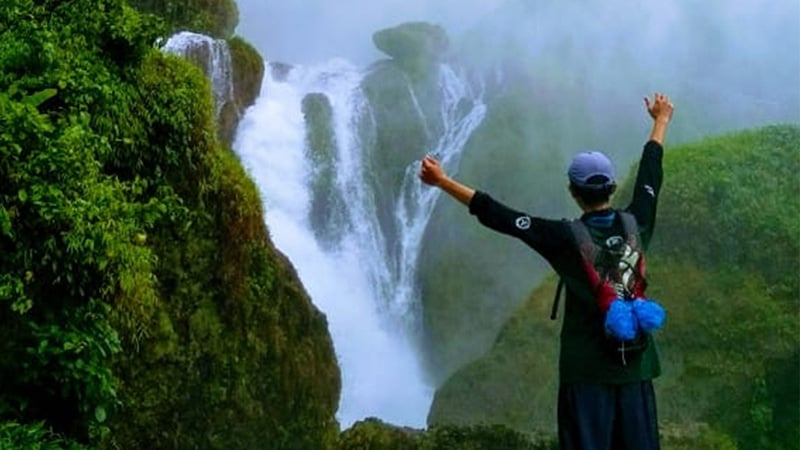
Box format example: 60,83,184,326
421,424,555,450
0,1,166,439
339,418,555,450
0,421,90,450
23,301,122,439
1,0,340,448
647,259,798,449
127,0,239,38
625,125,800,294
427,275,560,434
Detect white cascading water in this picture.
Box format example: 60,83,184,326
232,58,485,428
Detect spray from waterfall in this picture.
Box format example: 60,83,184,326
234,59,484,428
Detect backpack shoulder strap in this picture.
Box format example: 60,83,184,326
568,218,596,262
551,218,596,320
617,211,648,293
617,211,640,248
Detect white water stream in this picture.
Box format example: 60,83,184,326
233,58,485,428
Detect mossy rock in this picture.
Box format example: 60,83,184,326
339,418,421,450
229,36,264,114
302,93,348,249
373,22,449,80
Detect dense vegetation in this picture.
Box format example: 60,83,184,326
338,418,556,450
127,0,239,38
0,0,340,448
428,125,800,449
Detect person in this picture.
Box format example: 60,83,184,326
419,93,674,450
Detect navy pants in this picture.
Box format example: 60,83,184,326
557,381,660,450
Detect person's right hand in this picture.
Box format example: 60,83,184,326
644,92,674,123
419,155,446,186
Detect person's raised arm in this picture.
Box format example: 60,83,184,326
644,92,674,145
419,155,475,206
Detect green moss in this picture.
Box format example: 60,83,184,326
228,36,264,112
219,36,264,146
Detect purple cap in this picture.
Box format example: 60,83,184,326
567,151,616,189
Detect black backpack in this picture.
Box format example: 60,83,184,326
551,211,659,365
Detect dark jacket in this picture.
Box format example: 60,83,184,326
468,140,664,384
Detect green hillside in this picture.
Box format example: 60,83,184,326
428,125,800,450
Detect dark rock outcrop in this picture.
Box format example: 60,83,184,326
270,61,294,81
373,22,449,81
302,93,348,249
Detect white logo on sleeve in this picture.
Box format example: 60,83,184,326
515,216,531,230
643,184,655,197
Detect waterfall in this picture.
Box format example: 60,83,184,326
162,31,235,119
233,59,485,428
392,66,486,325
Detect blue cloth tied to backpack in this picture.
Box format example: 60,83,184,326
605,298,666,340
